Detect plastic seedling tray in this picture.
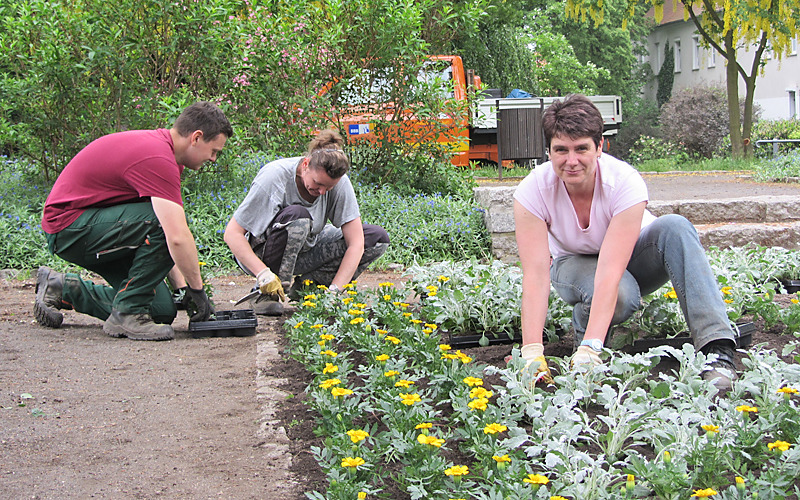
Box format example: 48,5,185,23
189,309,258,338
447,331,522,349
780,279,800,294
626,321,754,355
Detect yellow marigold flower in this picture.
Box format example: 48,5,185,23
384,370,399,377
424,323,438,330
400,302,410,308
437,275,449,282
463,376,483,386
442,353,459,360
426,285,438,292
439,344,451,351
792,298,799,304
417,434,444,447
468,397,488,411
379,282,394,287
470,387,493,399
402,312,412,317
422,328,433,334
331,387,353,397
197,261,206,266
550,496,568,500
427,291,437,297
395,379,414,388
323,363,338,374
320,333,334,341
484,423,507,435
492,454,511,463
350,317,365,325
414,423,433,431
375,354,389,362
310,323,324,329
410,318,422,324
724,299,733,304
347,290,357,296
768,440,791,452
399,393,422,405
348,309,365,315
317,340,326,346
346,429,369,443
320,378,341,389
735,476,745,485
376,328,388,335
691,488,718,497
523,473,549,485
342,297,353,304
664,288,678,299
303,279,314,286
444,465,469,477
778,387,799,395
358,492,367,500
345,281,357,288
355,302,367,308
735,405,758,413
302,301,317,307
383,294,392,301
321,350,338,357
392,301,402,306
304,293,317,300
341,456,365,468
721,286,733,295
455,351,472,363
293,321,305,329
385,336,401,345
701,424,719,433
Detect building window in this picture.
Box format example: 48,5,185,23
791,38,798,56
674,39,682,73
692,35,700,70
790,90,798,119
708,48,716,68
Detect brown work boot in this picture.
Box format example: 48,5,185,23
103,310,174,341
34,266,70,328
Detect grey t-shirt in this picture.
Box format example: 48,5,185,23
233,157,360,248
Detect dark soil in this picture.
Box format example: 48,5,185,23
2,269,798,499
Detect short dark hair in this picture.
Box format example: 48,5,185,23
307,129,349,179
542,94,603,148
173,101,233,141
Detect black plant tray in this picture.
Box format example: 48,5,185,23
625,321,754,355
780,279,800,294
189,309,258,338
447,331,522,349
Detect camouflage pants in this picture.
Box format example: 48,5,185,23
244,205,390,286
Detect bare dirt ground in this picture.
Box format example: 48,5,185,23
3,172,800,499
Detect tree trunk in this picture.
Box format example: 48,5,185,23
724,33,744,159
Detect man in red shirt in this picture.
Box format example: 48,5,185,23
35,101,232,340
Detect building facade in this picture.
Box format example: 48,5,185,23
643,7,800,120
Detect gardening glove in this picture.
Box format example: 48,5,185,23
520,343,554,385
257,268,286,302
571,345,603,371
186,286,215,322
173,286,190,310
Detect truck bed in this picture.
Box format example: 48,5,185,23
473,95,622,134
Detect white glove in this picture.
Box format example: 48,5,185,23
571,345,603,371
520,343,553,384
256,268,286,301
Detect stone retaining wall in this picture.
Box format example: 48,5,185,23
473,186,800,263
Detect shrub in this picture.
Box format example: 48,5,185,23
751,119,800,158
610,95,660,161
659,84,731,158
627,135,689,166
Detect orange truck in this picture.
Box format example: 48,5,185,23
335,55,622,167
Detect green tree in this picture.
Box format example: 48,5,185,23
565,0,800,158
656,42,674,108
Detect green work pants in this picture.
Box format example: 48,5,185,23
46,202,177,324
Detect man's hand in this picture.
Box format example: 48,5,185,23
520,343,554,385
187,286,215,322
257,268,286,302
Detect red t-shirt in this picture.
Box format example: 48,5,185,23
41,129,184,233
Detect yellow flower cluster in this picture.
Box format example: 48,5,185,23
375,354,389,362
399,393,421,406
395,379,414,388
331,387,353,398
415,422,432,430
470,387,493,399
483,423,507,435
691,488,717,497
523,473,549,485
385,336,401,345
378,282,395,287
492,454,511,463
735,405,758,413
444,465,469,477
320,378,341,389
701,424,719,433
384,370,399,377
442,350,472,364
323,363,338,374
768,440,791,452
341,456,365,468
778,386,798,396
321,349,338,357
347,429,369,443
417,434,445,448
463,376,483,387
350,317,365,325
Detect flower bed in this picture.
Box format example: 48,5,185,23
285,278,800,499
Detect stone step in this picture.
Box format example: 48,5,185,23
648,195,800,225
695,221,800,249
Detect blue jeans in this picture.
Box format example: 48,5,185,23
550,214,735,350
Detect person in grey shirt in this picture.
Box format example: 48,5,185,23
224,129,390,315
